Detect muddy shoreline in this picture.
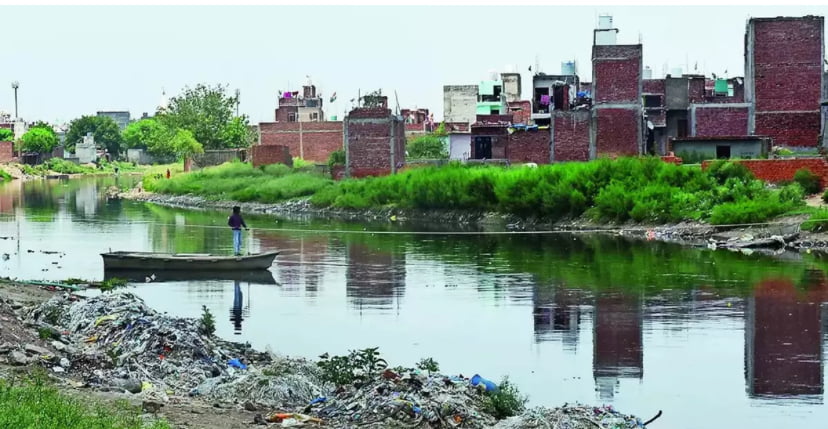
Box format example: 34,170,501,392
119,189,828,254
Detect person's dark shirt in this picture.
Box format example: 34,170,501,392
228,213,247,230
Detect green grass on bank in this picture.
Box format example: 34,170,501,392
0,376,170,429
144,161,331,203
312,158,805,225
0,168,10,182
141,158,810,226
17,159,152,176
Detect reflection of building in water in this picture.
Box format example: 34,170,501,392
255,232,328,297
533,284,583,350
0,180,22,214
745,276,827,397
593,291,643,400
346,242,405,309
72,181,98,217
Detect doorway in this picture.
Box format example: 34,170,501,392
474,137,492,159
716,145,731,159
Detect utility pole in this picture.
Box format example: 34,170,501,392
11,81,19,119
235,88,240,117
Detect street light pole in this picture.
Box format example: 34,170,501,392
11,81,19,119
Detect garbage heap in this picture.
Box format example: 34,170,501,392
295,369,498,428
27,292,323,406
493,405,647,428
27,292,651,428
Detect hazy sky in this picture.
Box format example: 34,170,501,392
1,5,827,124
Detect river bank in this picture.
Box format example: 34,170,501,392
0,279,653,428
120,188,828,255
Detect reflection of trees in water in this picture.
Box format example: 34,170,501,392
144,204,224,254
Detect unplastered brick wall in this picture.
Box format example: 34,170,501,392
592,45,642,104
0,141,13,162
643,79,665,95
346,110,405,178
755,111,821,147
693,106,749,136
752,17,823,112
507,129,550,164
594,108,640,157
702,158,828,187
251,145,292,167
508,101,532,125
259,122,343,162
749,17,823,147
552,111,590,161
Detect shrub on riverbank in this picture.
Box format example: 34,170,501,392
311,158,804,225
0,376,170,429
145,161,331,203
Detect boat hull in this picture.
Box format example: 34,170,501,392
101,251,279,271
103,268,278,284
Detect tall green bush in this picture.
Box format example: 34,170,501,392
794,168,822,194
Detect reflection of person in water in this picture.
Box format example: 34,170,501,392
231,280,243,334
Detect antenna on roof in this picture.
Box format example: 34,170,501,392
394,91,400,116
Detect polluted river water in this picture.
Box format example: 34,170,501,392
2,176,828,428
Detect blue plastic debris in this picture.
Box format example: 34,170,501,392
309,397,327,405
227,358,247,369
470,374,498,392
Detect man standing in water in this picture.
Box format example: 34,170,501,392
227,206,249,256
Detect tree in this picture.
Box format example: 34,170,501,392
407,134,448,160
123,118,178,162
66,116,124,156
220,116,254,148
30,121,56,137
0,128,13,141
20,128,58,154
170,129,204,158
158,83,248,150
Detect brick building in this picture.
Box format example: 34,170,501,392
746,16,824,147
255,82,343,164
592,43,644,157
275,84,326,123
258,121,343,162
344,97,405,178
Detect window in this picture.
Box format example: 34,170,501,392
644,95,661,108
310,112,319,121
288,113,297,122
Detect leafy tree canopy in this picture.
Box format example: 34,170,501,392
158,83,250,150
66,116,124,156
0,128,13,141
20,128,58,154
